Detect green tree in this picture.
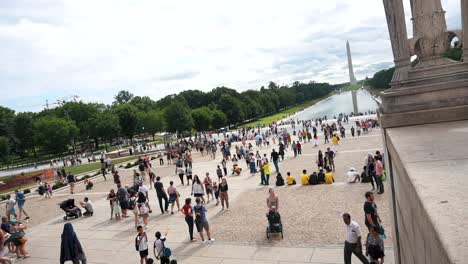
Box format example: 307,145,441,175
13,112,35,157
0,136,11,164
163,101,194,134
114,104,139,140
33,117,79,155
211,109,227,129
217,94,244,125
59,101,99,140
191,107,213,131
138,110,165,140
114,90,134,104
0,106,15,138
367,67,395,89
130,96,158,112
89,111,121,150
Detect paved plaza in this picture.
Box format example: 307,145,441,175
1,124,394,263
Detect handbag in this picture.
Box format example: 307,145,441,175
18,237,27,244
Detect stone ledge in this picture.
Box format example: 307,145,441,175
385,120,468,263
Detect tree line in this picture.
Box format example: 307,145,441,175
0,81,336,162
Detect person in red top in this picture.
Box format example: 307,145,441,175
182,198,196,242
297,142,302,155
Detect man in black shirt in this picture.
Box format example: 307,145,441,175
317,168,326,183
154,176,169,214
270,149,280,173
67,173,76,194
364,191,381,231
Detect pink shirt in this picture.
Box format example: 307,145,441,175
376,160,384,176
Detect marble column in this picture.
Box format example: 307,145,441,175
382,0,411,83
463,0,468,61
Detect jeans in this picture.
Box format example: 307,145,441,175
273,160,279,173
250,162,256,173
344,241,369,264
185,215,194,240
265,174,270,185
260,171,266,185
157,195,169,213
375,175,384,193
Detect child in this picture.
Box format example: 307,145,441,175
113,198,122,220
212,182,219,206
286,172,296,185
135,226,148,264
366,226,385,264
186,166,193,186
45,183,52,198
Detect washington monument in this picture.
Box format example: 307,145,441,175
346,40,357,85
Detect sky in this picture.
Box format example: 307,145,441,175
0,0,462,112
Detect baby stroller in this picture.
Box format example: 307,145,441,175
266,209,283,239
59,199,82,220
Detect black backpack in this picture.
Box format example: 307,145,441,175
135,235,140,251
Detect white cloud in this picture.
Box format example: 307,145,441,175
0,0,462,112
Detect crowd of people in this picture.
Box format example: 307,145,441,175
0,113,386,264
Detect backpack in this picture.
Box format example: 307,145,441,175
193,205,203,222
135,235,140,251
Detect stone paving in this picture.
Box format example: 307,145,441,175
4,123,394,264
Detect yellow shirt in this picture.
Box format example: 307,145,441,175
287,176,295,185
325,172,334,184
263,163,270,175
332,136,339,145
301,174,309,185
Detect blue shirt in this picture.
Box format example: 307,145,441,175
16,193,25,206
193,205,207,222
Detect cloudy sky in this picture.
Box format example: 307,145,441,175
0,0,462,112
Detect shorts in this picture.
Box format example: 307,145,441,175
139,249,148,258
7,208,15,215
119,200,129,210
194,193,204,198
195,220,210,232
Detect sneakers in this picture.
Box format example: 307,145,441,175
24,217,30,220
209,238,215,242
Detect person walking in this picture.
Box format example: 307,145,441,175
9,219,29,259
67,173,77,194
342,213,369,264
193,198,214,243
15,190,30,221
116,184,130,218
216,166,223,182
191,175,205,204
167,181,180,214
182,198,196,242
219,178,229,211
263,160,271,185
60,223,87,264
135,226,149,264
375,157,384,194
364,191,382,231
270,149,279,173
154,177,169,214
153,231,170,264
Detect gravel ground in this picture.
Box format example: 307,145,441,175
0,128,392,248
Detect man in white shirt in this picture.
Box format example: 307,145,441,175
79,197,94,216
138,182,152,213
343,213,369,264
347,167,361,183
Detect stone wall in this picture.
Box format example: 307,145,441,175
385,131,452,264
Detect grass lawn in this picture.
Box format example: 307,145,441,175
243,95,329,127
0,155,143,195
65,156,140,175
